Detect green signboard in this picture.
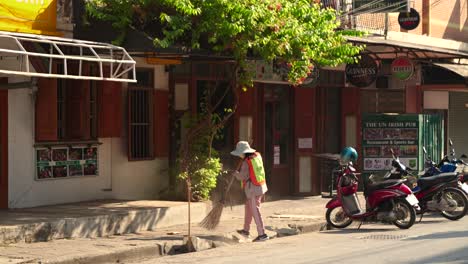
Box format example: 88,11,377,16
353,0,408,14
362,114,419,172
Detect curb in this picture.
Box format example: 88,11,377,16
38,245,163,264
293,222,328,233
31,221,328,264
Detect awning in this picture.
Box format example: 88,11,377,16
0,30,136,82
347,36,468,61
433,63,468,79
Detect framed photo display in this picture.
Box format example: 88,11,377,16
36,146,99,180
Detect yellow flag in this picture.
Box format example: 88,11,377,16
0,0,57,35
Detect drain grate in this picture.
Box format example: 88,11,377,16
359,234,408,240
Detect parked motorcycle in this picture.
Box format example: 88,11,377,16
429,139,468,191
325,161,418,229
387,148,468,221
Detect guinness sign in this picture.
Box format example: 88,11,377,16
398,8,420,30
346,54,378,87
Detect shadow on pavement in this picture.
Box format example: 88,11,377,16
405,230,468,240
408,246,468,264
321,227,395,234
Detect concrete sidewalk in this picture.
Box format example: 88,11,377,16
0,196,328,264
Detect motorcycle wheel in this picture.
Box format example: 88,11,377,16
440,187,468,221
392,199,416,229
326,207,353,229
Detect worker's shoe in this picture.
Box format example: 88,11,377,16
236,229,250,237
253,234,269,242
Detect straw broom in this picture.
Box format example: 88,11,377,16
199,158,243,230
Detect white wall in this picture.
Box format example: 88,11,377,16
110,61,170,200
7,63,170,208
8,87,113,208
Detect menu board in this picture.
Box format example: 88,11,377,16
36,146,98,179
362,114,419,171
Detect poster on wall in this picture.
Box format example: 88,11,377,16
362,114,419,172
274,145,280,165
36,146,98,180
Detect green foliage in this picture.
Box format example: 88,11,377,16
176,110,226,201
86,0,364,86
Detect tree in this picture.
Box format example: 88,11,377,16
86,0,363,86
86,0,364,240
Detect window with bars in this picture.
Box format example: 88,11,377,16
56,64,97,140
128,69,154,160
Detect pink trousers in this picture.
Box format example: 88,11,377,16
243,195,265,236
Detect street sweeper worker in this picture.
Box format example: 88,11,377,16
230,141,269,242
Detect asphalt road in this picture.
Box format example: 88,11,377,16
130,214,468,264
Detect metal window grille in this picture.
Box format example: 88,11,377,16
128,87,154,159
128,69,154,160
56,67,98,140
57,79,66,139
89,80,98,139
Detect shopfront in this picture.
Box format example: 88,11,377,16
344,37,468,171
0,1,140,208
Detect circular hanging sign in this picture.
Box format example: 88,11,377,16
345,54,378,87
391,57,414,80
398,8,420,30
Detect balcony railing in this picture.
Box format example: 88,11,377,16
319,0,409,35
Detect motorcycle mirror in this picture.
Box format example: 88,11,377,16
461,154,467,159
422,146,427,154
449,139,453,146
390,148,396,158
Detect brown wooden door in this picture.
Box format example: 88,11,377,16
0,87,8,209
263,85,292,196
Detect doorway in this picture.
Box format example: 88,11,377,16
0,87,7,209
263,85,292,196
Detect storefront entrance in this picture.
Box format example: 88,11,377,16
0,87,7,209
262,85,292,196
449,92,468,159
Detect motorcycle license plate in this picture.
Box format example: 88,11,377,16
406,194,419,207
460,182,468,194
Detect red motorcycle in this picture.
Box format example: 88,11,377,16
325,162,418,229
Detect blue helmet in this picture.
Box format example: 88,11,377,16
340,147,358,165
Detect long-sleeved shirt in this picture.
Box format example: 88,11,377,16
233,160,268,199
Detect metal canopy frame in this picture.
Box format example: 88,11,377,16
347,36,468,61
0,30,136,82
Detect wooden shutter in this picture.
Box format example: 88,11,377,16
98,81,122,138
35,78,58,141
66,64,90,140
66,79,90,139
154,89,169,157
0,79,8,208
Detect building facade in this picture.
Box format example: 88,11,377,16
0,0,175,209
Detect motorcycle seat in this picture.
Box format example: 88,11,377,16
365,179,406,195
417,172,458,190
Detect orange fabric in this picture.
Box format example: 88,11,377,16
242,153,266,188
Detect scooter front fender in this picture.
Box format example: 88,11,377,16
326,197,342,209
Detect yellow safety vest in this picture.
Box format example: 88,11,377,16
242,152,266,188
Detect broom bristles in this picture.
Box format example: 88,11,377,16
199,202,225,230
200,160,241,230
